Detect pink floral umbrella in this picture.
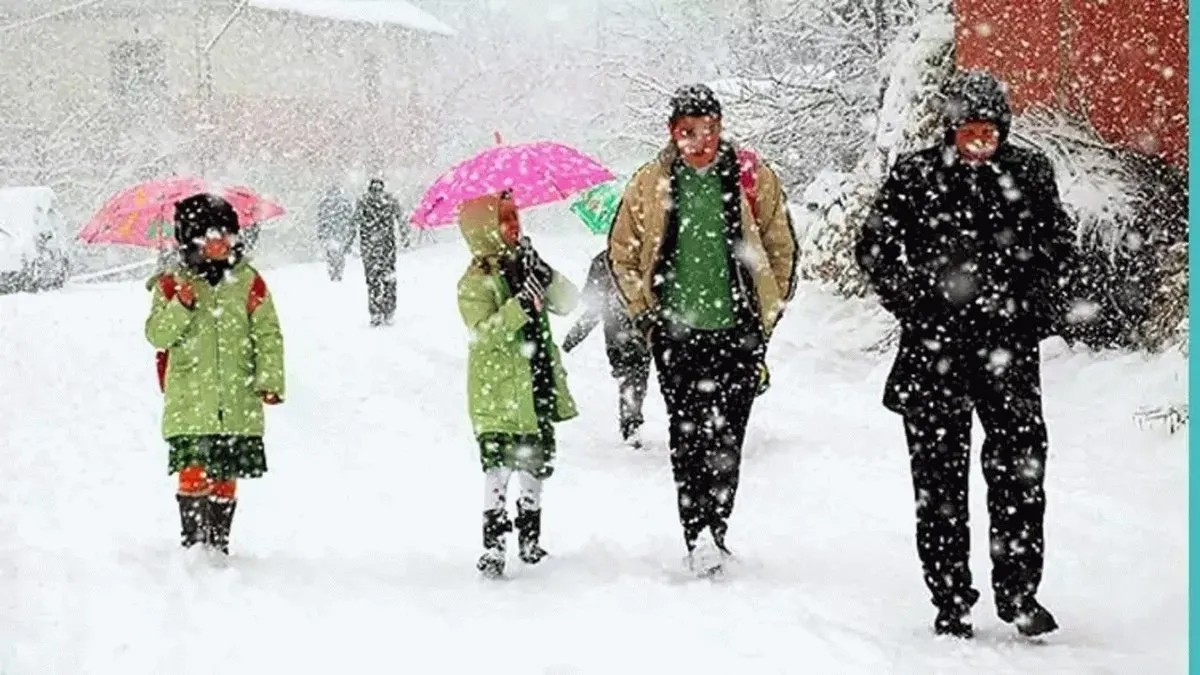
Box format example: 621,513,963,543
78,177,286,248
410,133,616,229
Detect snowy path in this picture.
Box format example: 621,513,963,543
0,232,1186,674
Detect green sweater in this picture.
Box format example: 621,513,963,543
662,164,736,329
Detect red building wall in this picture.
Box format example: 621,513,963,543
954,0,1188,169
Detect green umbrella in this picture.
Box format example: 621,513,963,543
569,179,624,234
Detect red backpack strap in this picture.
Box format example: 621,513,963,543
156,349,169,393
157,273,178,301
247,273,269,315
737,148,759,221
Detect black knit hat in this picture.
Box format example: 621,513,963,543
174,193,239,246
668,84,722,125
942,69,1012,138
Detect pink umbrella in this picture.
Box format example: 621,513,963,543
410,133,616,229
78,176,286,248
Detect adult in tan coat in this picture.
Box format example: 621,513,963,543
607,83,797,577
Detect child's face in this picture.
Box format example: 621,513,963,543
498,199,520,247
200,228,235,261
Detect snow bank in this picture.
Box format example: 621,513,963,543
0,186,62,271
874,11,956,169
250,0,456,36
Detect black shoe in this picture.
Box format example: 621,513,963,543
933,588,979,638
997,597,1059,637
176,494,208,548
934,607,974,638
478,509,512,578
205,498,237,555
515,506,547,564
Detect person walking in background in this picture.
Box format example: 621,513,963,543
607,83,798,577
315,184,354,282
562,250,651,449
855,69,1074,639
145,193,285,557
456,191,579,579
352,178,406,326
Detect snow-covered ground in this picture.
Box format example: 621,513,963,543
0,230,1186,674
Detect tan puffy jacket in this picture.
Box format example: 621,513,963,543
607,143,798,335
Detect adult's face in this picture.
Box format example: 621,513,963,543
671,115,722,168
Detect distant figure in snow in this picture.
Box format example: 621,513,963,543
315,184,355,282
351,178,407,326
145,193,286,557
562,250,651,448
607,83,798,578
456,191,579,579
855,69,1075,639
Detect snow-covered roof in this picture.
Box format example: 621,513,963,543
0,186,60,271
249,0,455,36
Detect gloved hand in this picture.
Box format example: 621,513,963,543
635,311,661,345
515,279,545,318
261,392,282,405
518,237,553,291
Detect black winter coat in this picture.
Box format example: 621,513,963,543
855,141,1075,414
562,252,649,376
352,190,408,267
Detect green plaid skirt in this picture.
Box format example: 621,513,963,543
477,418,556,479
167,435,268,481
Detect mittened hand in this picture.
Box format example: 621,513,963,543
261,392,282,405
519,238,553,290
176,283,196,309
516,285,544,317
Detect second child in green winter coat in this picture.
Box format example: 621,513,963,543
456,191,578,578
145,193,286,556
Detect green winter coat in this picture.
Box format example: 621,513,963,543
145,261,286,439
456,196,579,437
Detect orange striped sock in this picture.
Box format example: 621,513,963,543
177,466,210,496
210,479,237,501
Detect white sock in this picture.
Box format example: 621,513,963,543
483,467,513,512
515,470,543,511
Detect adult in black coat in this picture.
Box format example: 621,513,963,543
562,251,651,447
855,70,1076,640
351,179,407,326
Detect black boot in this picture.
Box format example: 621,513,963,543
515,505,548,564
933,588,979,639
206,498,237,555
710,519,732,558
997,597,1058,637
476,508,511,578
176,494,208,548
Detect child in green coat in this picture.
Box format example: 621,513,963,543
456,192,579,578
145,193,285,555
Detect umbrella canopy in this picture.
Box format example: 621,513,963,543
410,134,615,229
78,177,285,248
568,179,625,235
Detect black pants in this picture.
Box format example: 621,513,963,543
651,322,760,550
903,342,1049,611
363,257,396,323
614,357,650,440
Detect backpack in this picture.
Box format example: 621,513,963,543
154,271,270,392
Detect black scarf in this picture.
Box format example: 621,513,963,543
500,252,557,421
